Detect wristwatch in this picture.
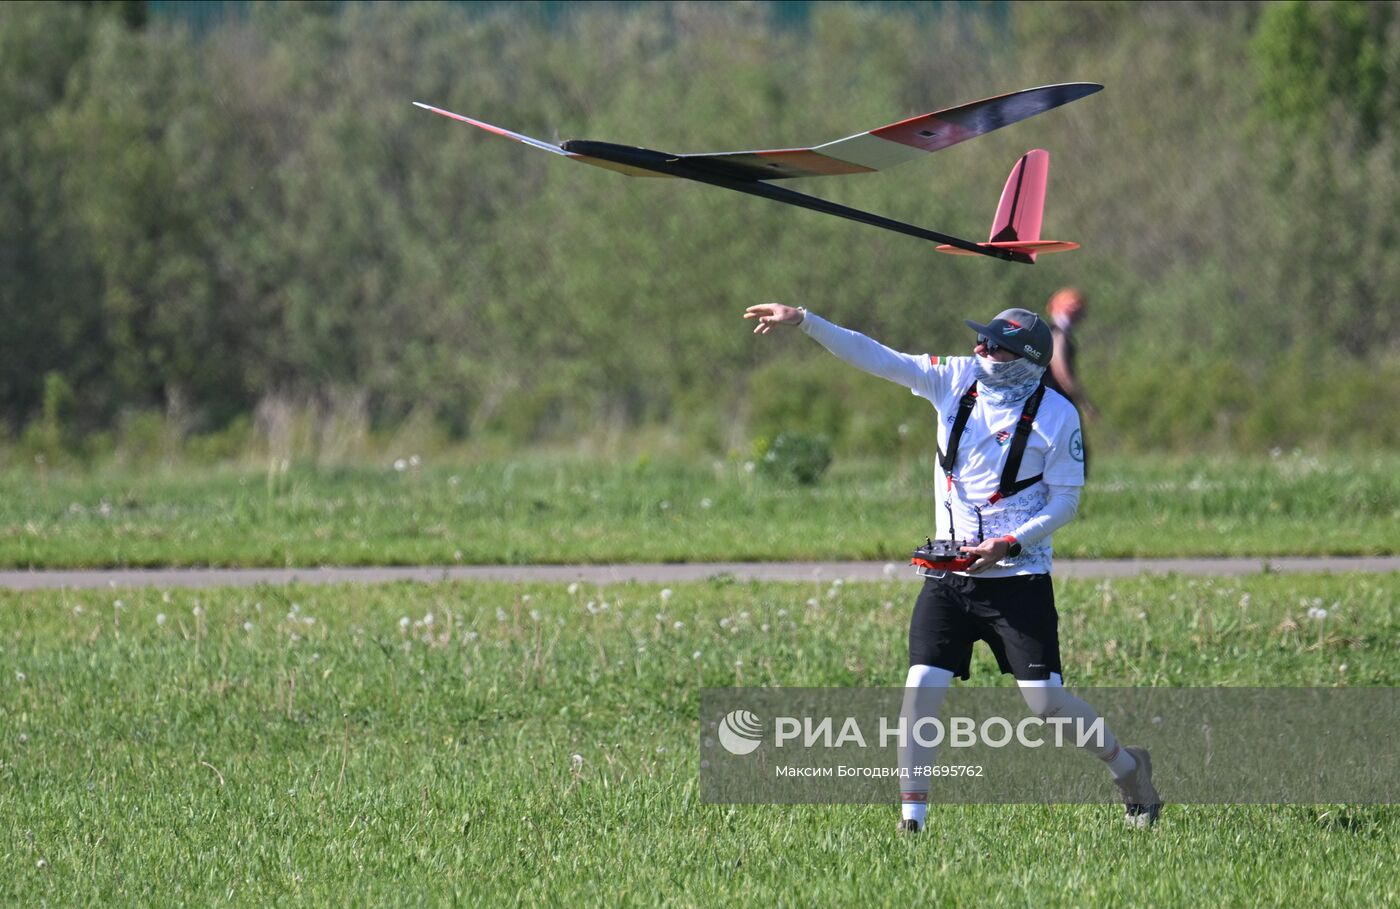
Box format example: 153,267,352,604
1003,535,1022,558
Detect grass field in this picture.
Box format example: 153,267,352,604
3,573,1396,905
1,451,1397,567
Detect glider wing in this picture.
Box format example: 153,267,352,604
675,82,1102,181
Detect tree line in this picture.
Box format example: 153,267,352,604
2,0,1397,461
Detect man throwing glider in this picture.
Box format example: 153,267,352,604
743,302,1161,832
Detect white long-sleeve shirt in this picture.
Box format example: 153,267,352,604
799,311,1085,577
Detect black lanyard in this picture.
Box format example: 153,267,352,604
935,381,1046,539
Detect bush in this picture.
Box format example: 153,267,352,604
757,432,833,486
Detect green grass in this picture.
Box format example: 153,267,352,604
1,451,1398,567
2,573,1396,905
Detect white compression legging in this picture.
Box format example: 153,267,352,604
898,664,1125,805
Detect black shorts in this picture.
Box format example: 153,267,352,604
909,572,1062,681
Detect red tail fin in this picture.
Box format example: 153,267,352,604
989,150,1048,247
935,149,1079,261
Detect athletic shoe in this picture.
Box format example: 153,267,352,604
896,818,921,835
1114,745,1162,828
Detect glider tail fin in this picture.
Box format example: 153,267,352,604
989,149,1048,248
935,149,1079,262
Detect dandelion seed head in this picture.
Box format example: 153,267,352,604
156,613,167,626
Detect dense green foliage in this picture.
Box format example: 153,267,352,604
1,451,1396,567
2,574,1396,904
2,1,1398,459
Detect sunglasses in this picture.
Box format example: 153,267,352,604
977,335,1006,355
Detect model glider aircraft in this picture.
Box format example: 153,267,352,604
413,82,1101,264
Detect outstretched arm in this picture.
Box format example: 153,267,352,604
743,304,936,392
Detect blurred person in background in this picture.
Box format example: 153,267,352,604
1043,288,1095,418
1044,288,1094,475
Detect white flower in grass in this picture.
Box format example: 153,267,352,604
777,609,788,618
1307,606,1328,620
399,616,410,630
453,550,463,562
700,498,713,509
692,651,702,661
806,598,819,608
243,622,254,633
571,753,584,770
743,461,755,474
465,631,479,642
15,671,26,683
19,733,29,743
192,606,204,619
496,608,507,622
423,612,434,626
409,455,421,468
529,609,541,622
719,618,731,629
156,613,167,626
567,582,580,596
72,605,84,615
673,621,685,631
739,611,749,620
36,859,46,869
882,601,893,611
113,599,125,610
162,591,172,604
660,588,673,603
760,623,770,633
449,475,460,487
394,459,407,472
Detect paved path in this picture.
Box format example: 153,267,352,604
0,557,1397,590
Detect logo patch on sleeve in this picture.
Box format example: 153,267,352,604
1070,429,1085,462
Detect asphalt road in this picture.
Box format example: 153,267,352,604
1,556,1397,590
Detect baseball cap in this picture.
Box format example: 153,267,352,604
963,307,1053,366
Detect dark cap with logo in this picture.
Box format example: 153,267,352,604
964,308,1053,366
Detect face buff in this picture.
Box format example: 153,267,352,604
976,355,1046,405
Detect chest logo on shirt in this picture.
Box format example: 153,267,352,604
994,429,1012,446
